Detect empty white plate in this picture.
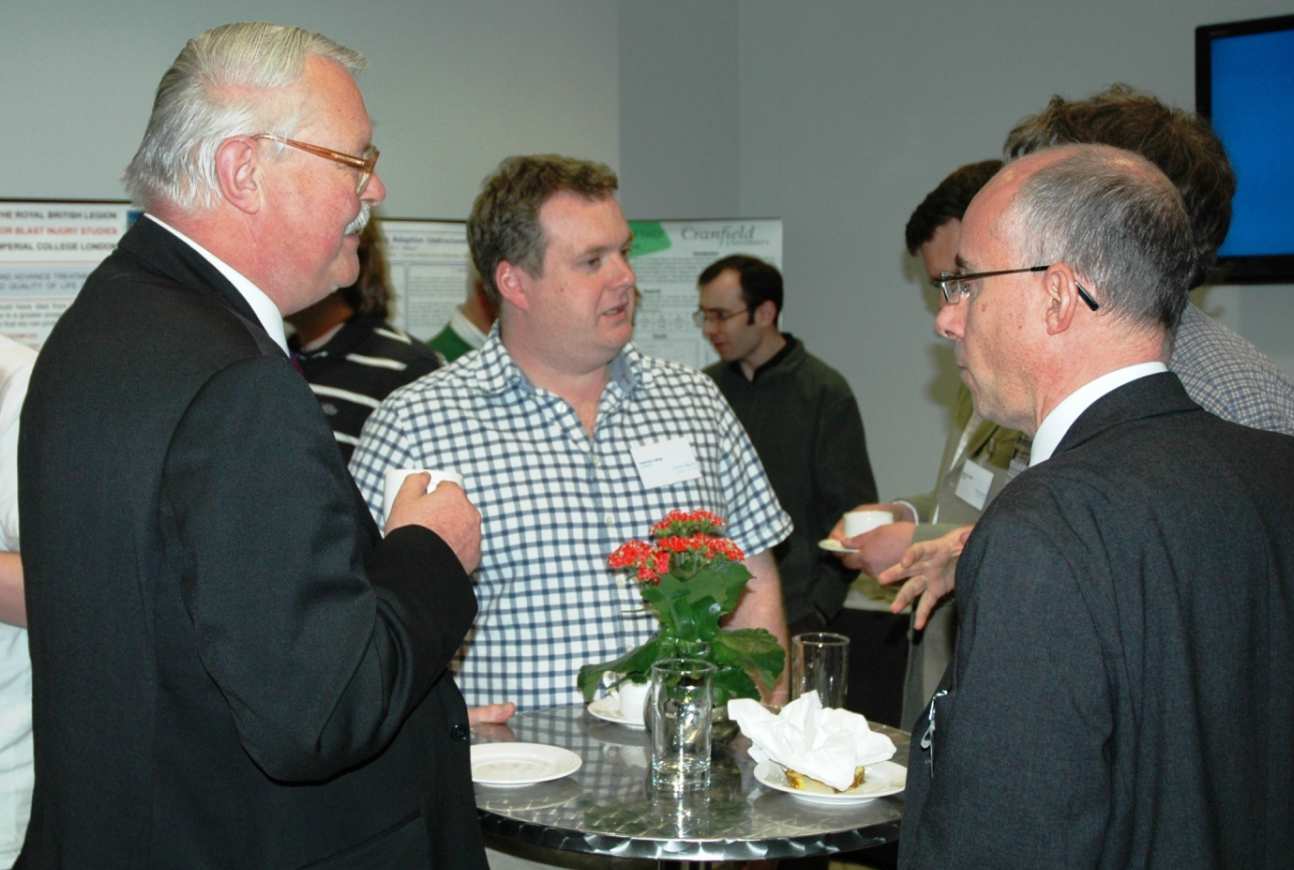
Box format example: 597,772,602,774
471,742,582,787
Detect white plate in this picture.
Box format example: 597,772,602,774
754,760,906,804
471,742,582,787
818,538,858,554
586,695,646,730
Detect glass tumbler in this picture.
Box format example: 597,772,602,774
790,631,849,707
647,658,715,793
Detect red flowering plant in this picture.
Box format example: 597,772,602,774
577,510,785,708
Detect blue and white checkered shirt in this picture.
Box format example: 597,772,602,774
350,330,792,710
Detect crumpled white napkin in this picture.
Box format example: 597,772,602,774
727,691,896,791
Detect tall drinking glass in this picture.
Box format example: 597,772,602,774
648,658,715,793
791,632,849,707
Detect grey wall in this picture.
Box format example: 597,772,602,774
618,0,740,218
4,0,1290,500
2,0,621,218
735,0,1294,497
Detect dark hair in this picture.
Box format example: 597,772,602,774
467,154,619,306
1011,146,1195,330
1004,84,1235,288
905,160,1004,255
339,218,391,318
698,254,783,319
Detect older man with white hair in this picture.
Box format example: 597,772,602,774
19,22,484,869
898,145,1294,869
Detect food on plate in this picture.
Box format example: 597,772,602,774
784,765,866,794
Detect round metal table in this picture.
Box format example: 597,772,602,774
473,704,908,864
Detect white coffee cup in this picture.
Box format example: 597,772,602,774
843,509,894,537
382,468,465,524
616,680,650,725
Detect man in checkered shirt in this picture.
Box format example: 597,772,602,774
351,154,793,711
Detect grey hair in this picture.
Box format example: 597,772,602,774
1007,145,1195,330
122,22,364,211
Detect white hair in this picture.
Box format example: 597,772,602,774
122,22,364,211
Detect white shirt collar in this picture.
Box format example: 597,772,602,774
449,305,488,350
1030,361,1168,466
145,214,289,355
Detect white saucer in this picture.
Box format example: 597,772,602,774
753,760,906,804
818,538,857,554
471,742,582,787
586,695,646,730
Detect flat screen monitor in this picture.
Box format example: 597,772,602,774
1195,13,1294,283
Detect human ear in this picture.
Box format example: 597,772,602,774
495,260,530,311
214,137,261,214
1042,264,1081,336
754,300,778,326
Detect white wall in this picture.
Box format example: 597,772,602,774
617,0,740,218
735,0,1294,497
2,0,621,218
4,0,1289,500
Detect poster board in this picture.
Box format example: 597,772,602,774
379,218,471,341
628,218,782,369
0,203,783,371
0,199,138,347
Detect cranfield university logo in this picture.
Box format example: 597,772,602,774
679,224,759,246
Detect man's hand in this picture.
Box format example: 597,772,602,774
384,473,482,573
469,703,517,742
468,702,516,726
828,502,917,576
876,525,972,629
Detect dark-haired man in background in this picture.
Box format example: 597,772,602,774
830,160,1024,727
697,255,876,638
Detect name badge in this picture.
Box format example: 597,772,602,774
631,437,702,489
954,458,994,511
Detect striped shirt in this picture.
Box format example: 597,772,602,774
350,330,791,709
294,315,440,464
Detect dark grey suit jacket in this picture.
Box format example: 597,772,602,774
18,218,485,869
899,372,1294,869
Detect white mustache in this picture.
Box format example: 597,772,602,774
344,203,371,236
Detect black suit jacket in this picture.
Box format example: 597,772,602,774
899,373,1294,869
17,218,485,869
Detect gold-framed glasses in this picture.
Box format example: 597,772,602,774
252,134,380,195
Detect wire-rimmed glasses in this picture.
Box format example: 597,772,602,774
933,266,1100,311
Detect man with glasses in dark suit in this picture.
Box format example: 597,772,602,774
19,22,483,869
898,143,1294,869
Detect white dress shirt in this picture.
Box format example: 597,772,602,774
1030,362,1168,466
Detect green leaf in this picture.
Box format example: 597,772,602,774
576,635,662,702
712,665,760,708
711,628,785,691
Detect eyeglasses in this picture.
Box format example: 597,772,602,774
692,307,751,328
252,134,380,195
933,265,1100,312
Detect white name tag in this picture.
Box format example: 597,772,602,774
954,458,994,511
631,437,702,489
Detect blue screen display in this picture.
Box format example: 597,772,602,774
1210,28,1294,257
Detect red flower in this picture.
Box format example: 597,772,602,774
608,513,745,586
650,509,725,539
